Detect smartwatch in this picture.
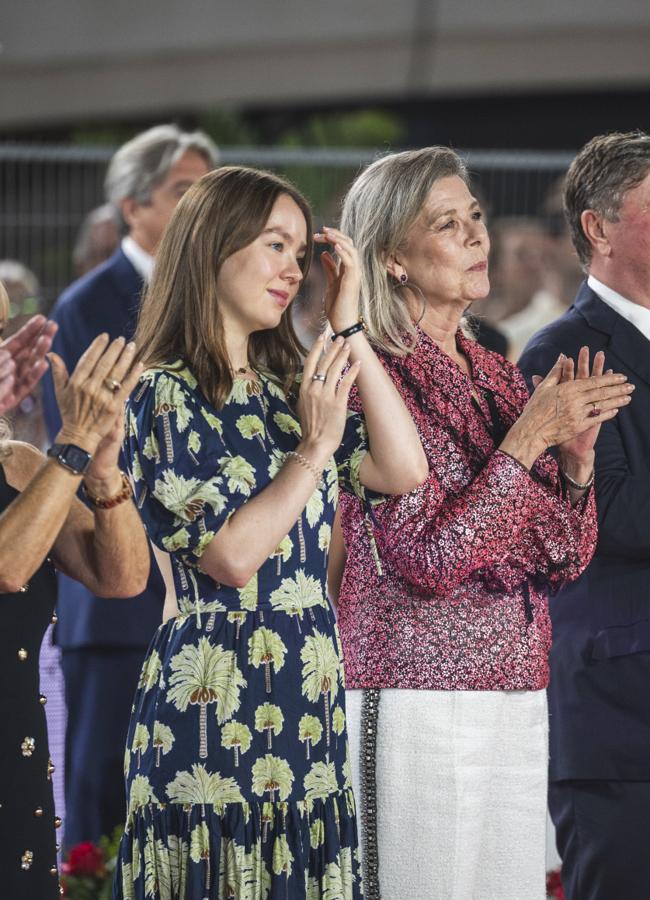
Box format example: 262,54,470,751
47,442,92,476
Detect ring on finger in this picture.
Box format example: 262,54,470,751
588,401,601,418
103,377,122,394
312,373,327,383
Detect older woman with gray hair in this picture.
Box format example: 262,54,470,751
0,280,149,897
332,147,634,898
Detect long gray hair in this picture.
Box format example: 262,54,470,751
340,146,469,356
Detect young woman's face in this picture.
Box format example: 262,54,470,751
216,193,308,336
396,175,490,310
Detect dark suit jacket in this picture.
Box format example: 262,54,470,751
42,247,163,650
519,280,650,781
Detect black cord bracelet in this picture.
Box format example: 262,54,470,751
331,317,368,341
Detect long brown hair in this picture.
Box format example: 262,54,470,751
135,166,313,408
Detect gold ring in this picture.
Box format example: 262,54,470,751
104,378,121,394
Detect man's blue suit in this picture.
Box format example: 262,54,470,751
519,281,650,899
42,247,164,846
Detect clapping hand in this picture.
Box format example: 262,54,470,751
0,315,58,414
531,347,627,464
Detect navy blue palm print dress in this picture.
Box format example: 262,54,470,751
113,361,366,899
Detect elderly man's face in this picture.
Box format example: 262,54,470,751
125,149,211,255
600,170,650,305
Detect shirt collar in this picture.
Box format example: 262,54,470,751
588,274,650,342
121,235,154,283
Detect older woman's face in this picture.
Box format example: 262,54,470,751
397,176,490,309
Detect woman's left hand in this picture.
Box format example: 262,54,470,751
314,227,361,334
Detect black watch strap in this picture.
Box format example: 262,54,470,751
47,442,92,476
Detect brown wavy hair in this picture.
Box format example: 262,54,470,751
135,166,313,408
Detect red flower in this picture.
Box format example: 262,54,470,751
63,841,106,877
546,867,565,899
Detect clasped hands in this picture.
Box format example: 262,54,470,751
502,347,633,472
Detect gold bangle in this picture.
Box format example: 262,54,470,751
285,450,322,487
82,471,133,509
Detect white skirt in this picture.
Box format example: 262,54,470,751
346,688,548,900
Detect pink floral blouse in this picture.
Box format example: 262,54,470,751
337,327,597,691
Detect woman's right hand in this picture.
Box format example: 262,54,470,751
49,334,143,454
296,333,361,465
500,352,633,469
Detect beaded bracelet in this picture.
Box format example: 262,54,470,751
330,317,368,341
285,450,322,487
560,467,595,491
82,471,133,509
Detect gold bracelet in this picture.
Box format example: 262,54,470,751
82,471,133,509
285,450,322,487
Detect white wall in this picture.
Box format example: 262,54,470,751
0,0,649,127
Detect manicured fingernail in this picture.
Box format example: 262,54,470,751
335,335,343,344
127,342,136,351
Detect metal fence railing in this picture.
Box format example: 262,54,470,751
0,144,575,309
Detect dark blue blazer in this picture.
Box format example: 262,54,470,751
519,281,650,781
42,248,164,650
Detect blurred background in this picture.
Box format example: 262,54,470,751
2,0,649,309
2,0,649,873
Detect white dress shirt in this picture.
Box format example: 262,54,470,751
121,236,154,283
588,275,650,342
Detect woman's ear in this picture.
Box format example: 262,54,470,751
385,255,406,283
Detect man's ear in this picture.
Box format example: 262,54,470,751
120,196,140,231
580,209,612,259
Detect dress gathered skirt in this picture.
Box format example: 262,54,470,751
113,362,365,899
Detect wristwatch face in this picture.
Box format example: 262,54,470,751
48,442,91,474
64,445,92,474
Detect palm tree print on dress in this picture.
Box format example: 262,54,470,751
237,574,258,611
305,488,325,531
131,724,150,769
236,414,266,451
166,763,244,814
304,760,338,804
269,570,323,632
218,838,270,899
298,714,323,760
331,706,345,749
273,411,301,437
220,721,252,768
128,775,158,814
271,535,293,577
167,637,246,759
318,523,332,566
153,374,193,464
154,469,226,525
248,627,287,694
189,821,212,899
251,754,294,804
143,826,174,899
301,630,340,753
219,455,257,497
272,833,294,884
152,721,175,768
138,649,161,692
254,702,284,750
